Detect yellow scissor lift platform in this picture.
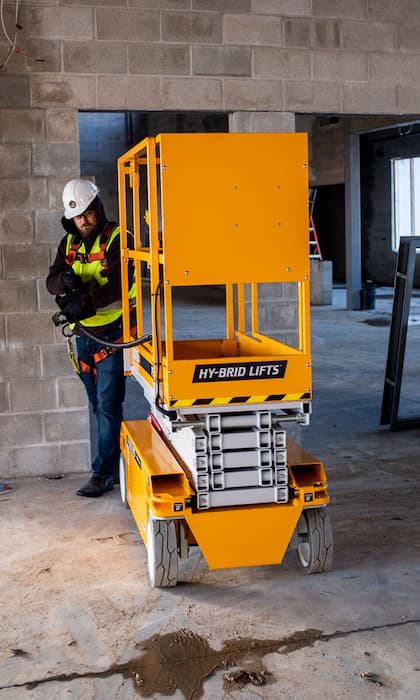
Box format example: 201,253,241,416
118,133,333,586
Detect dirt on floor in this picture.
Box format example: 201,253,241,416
1,298,420,698
0,454,419,700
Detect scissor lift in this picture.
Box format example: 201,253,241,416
118,133,333,586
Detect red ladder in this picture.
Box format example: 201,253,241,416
309,188,323,260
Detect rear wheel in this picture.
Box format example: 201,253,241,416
119,454,129,508
296,508,333,574
146,516,178,587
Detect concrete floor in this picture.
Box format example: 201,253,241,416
1,289,420,699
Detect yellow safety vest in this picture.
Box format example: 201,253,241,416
65,223,136,328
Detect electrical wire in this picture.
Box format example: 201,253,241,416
153,280,174,418
73,322,151,348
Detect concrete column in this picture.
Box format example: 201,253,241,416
344,121,362,310
229,111,295,133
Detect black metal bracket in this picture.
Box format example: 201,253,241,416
381,236,420,430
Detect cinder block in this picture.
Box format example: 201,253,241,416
130,0,187,6
65,0,125,5
397,85,420,113
0,449,10,474
310,259,333,305
257,301,298,332
9,378,56,412
46,110,79,142
0,109,45,143
59,441,90,474
32,144,80,177
31,76,96,109
0,280,37,313
312,19,341,48
285,80,341,113
284,18,311,47
0,178,48,211
343,82,398,114
129,44,190,75
313,51,368,81
193,0,251,10
0,382,7,413
96,8,159,41
398,23,420,52
58,377,88,408
253,47,310,80
35,209,62,244
253,0,309,14
192,46,251,77
370,54,420,83
229,111,295,132
0,211,34,245
2,245,50,279
369,0,420,21
23,39,61,73
44,409,89,442
0,347,40,379
224,79,282,110
64,41,127,73
162,10,223,43
0,76,30,108
97,76,161,109
0,145,32,178
9,445,59,477
27,6,94,40
0,413,43,447
224,13,282,45
342,20,396,51
253,282,293,301
41,343,74,378
6,312,55,345
313,0,367,18
37,278,58,312
161,77,222,109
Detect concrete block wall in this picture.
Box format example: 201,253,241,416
2,0,420,476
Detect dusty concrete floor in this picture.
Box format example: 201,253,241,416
1,289,420,699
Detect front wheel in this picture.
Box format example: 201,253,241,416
146,516,178,587
296,508,333,574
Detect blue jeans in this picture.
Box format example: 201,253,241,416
76,327,125,480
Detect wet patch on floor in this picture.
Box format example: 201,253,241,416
360,317,390,326
6,619,417,697
12,628,322,698
125,628,323,698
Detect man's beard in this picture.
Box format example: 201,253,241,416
78,223,97,238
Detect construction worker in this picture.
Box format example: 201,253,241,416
46,179,135,497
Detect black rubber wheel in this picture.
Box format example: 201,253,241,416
146,516,178,587
296,508,333,574
119,455,129,509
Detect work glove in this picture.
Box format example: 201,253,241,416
61,268,86,293
61,293,96,322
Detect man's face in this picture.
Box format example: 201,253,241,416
73,209,98,238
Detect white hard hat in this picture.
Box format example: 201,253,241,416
62,179,100,219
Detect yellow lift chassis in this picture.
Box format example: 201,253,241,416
118,133,333,587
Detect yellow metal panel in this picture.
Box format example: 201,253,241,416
158,133,309,285
184,501,303,570
121,420,194,528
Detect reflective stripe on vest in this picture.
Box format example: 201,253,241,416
65,224,136,328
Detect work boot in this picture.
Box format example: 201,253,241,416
76,475,114,497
